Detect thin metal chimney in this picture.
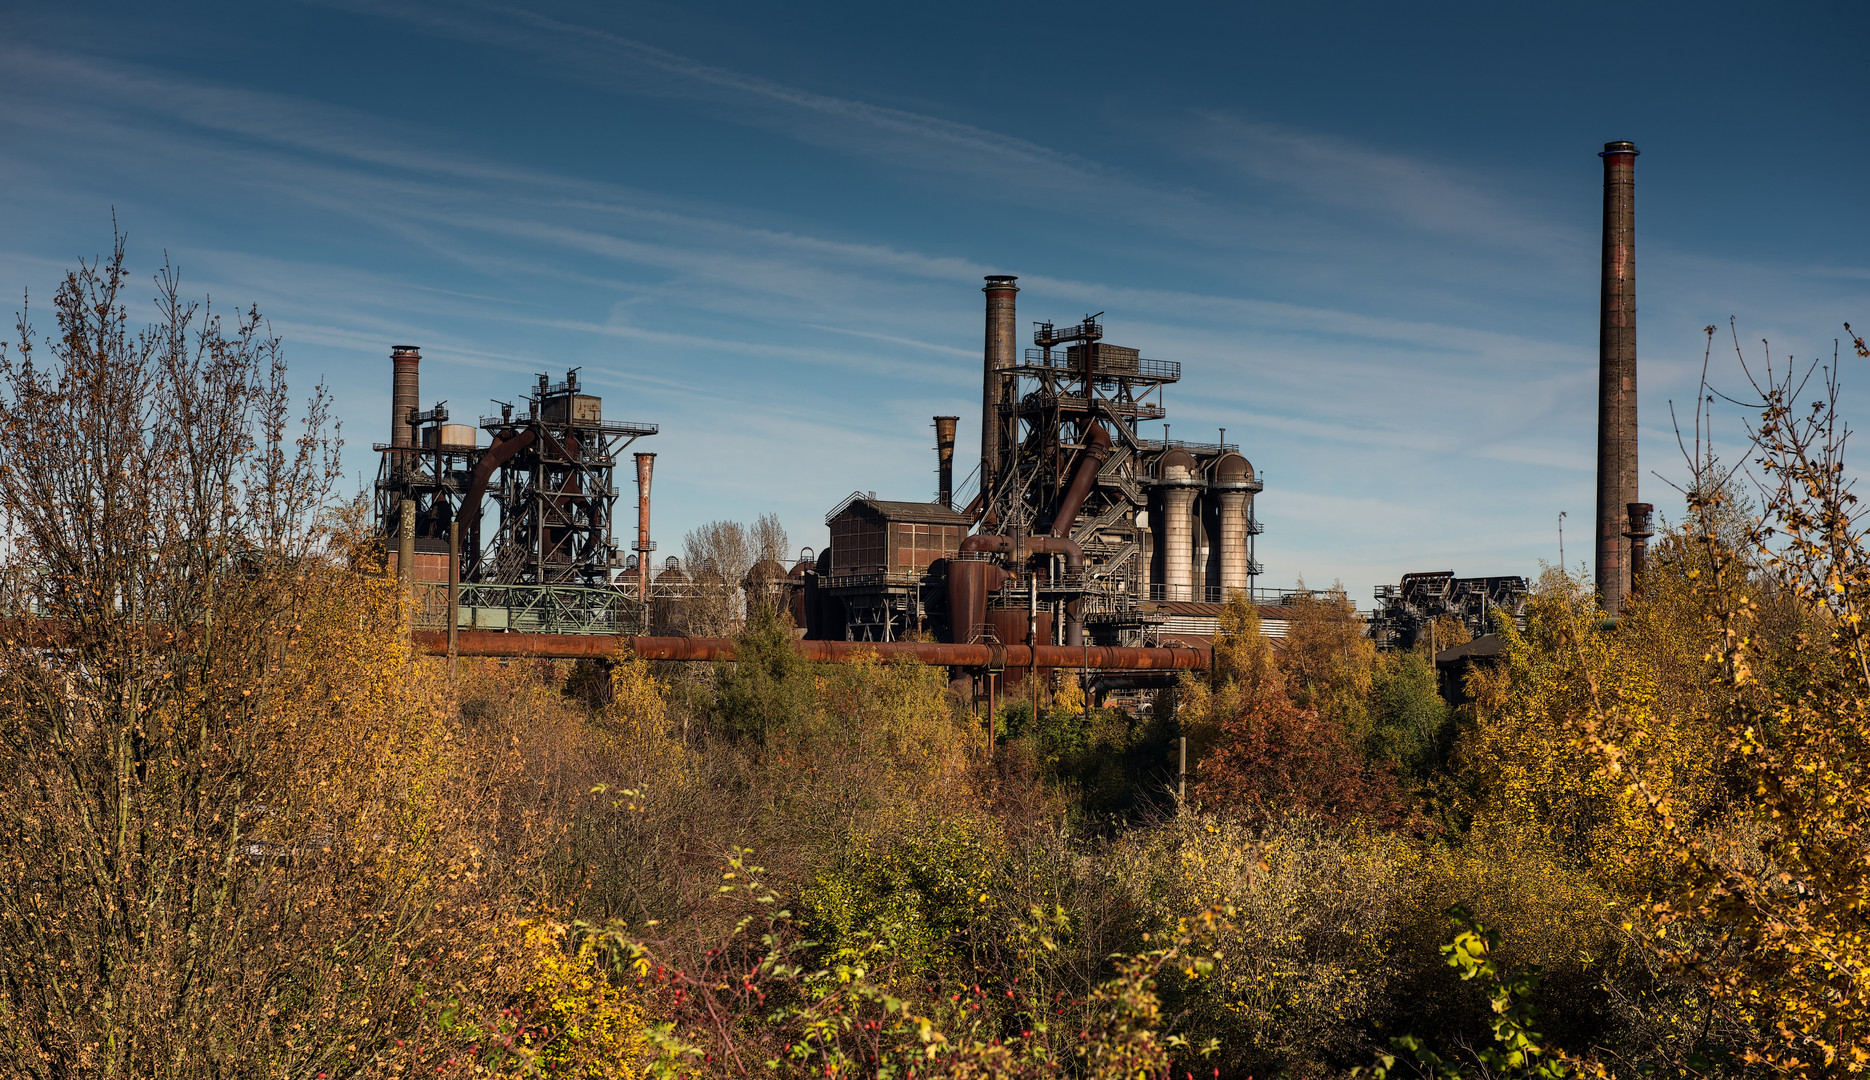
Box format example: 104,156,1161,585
1596,141,1639,615
634,453,655,622
391,345,421,449
934,415,958,509
1624,501,1655,601
982,276,1019,501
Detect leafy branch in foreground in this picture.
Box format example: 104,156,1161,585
1361,905,1577,1080
580,848,1225,1079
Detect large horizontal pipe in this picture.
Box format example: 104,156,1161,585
413,630,1209,670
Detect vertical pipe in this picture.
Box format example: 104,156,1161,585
635,453,655,632
1624,501,1655,600
1596,141,1640,615
982,276,1019,503
987,674,996,752
934,416,958,509
1179,735,1187,805
447,519,460,674
398,497,416,591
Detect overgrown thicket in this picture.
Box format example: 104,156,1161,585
7,238,1870,1078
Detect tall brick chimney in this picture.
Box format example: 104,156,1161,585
1596,142,1639,615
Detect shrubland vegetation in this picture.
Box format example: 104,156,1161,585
3,239,1868,1077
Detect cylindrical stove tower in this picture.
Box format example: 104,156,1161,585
1159,448,1198,602
391,345,421,449
1596,141,1639,615
934,415,958,509
982,276,1019,502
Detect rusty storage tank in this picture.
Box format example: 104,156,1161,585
787,551,814,629
986,601,1054,689
804,548,840,639
744,558,789,619
651,556,689,633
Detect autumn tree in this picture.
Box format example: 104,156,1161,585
0,234,553,1077
1580,324,1870,1074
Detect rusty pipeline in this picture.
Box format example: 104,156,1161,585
412,631,1208,670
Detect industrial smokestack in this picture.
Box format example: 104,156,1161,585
1596,141,1640,615
982,276,1019,499
391,345,421,449
635,453,655,620
934,415,958,509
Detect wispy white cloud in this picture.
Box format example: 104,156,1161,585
1185,113,1588,261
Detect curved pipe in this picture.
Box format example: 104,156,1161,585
952,533,1088,646
1050,423,1111,538
461,427,537,569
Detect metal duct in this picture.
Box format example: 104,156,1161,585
934,415,958,509
982,276,1018,500
1050,424,1111,539
1596,141,1640,615
950,533,1088,647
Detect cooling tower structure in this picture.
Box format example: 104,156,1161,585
1596,141,1640,615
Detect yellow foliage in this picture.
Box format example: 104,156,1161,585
1453,574,1724,888
502,920,652,1079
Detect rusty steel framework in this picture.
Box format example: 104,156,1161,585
375,353,657,590
1369,571,1529,650
976,287,1263,646
806,277,1265,656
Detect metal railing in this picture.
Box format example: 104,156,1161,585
413,582,641,635
1018,349,1181,382
1033,318,1101,346
1009,393,1165,420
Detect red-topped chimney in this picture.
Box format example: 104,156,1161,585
635,452,656,621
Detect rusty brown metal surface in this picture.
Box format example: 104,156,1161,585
934,415,958,510
411,630,1209,670
634,453,655,618
982,276,1019,497
391,345,421,449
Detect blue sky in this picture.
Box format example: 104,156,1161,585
3,1,1865,601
